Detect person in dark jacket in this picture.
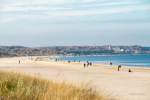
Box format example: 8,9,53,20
118,65,122,71
84,63,86,68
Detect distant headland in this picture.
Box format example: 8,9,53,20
0,45,150,57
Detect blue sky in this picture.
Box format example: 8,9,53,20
0,0,150,46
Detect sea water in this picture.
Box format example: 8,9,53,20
62,54,150,67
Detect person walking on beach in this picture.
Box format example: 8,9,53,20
89,62,92,66
84,63,86,68
110,62,112,65
118,65,122,71
87,61,90,67
55,58,57,62
18,60,21,64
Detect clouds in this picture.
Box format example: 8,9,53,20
1,0,150,22
0,0,144,12
0,0,150,24
0,0,150,46
1,0,67,6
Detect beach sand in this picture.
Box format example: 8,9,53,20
0,57,150,100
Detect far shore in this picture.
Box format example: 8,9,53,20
0,56,150,100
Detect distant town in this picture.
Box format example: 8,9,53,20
0,45,150,57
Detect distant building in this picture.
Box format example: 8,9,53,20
112,47,124,53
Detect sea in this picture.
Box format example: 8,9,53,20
61,54,150,67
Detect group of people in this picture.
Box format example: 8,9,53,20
56,59,132,72
67,60,80,63
84,61,92,68
55,58,60,62
67,60,93,68
110,62,132,72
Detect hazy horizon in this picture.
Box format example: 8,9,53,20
0,0,150,46
0,45,150,48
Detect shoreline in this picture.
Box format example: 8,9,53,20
52,59,150,71
55,54,150,68
1,56,150,71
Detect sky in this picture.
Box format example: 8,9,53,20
0,0,150,47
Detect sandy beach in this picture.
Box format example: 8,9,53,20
0,57,150,100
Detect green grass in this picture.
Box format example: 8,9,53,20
0,72,104,100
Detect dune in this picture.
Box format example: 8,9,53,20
0,57,150,100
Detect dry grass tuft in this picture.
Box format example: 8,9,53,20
0,72,105,100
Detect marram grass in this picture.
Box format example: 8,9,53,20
0,72,105,100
